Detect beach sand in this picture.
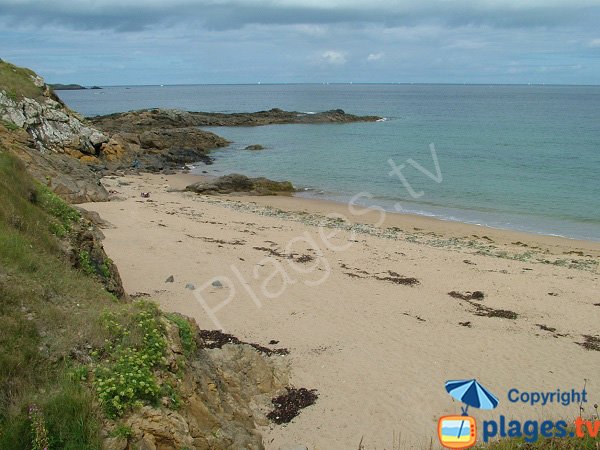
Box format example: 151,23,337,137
81,172,600,450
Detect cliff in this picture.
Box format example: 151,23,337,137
0,133,293,450
0,60,311,449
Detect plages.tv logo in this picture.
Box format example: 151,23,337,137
438,379,499,449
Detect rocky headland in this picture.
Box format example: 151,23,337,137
1,59,379,201
0,60,333,449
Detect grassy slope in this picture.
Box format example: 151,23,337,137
0,60,44,101
0,149,108,448
0,147,191,449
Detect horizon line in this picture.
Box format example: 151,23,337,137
59,82,600,88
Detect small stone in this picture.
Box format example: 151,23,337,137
165,275,175,283
211,280,223,288
185,283,195,290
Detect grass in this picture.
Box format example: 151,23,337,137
167,313,197,357
0,60,45,101
0,149,190,448
475,433,600,449
0,119,19,131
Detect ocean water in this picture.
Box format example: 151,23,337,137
59,84,600,241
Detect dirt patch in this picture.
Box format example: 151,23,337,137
198,329,289,356
267,387,319,424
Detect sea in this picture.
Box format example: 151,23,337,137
58,84,600,241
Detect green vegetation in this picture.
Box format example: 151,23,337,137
0,150,188,448
475,433,600,449
110,423,133,439
79,249,95,275
167,313,197,357
93,303,167,418
0,119,19,131
0,60,45,100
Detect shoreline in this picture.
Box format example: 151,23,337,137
81,172,600,449
192,159,600,244
174,172,600,258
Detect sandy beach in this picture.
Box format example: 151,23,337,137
81,172,600,450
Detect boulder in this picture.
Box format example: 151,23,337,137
244,144,265,150
186,174,294,195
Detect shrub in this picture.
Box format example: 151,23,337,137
93,303,168,418
167,313,196,357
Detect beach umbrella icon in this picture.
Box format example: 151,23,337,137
444,379,499,441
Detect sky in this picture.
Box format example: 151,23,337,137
0,0,599,85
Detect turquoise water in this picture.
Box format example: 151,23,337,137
59,84,600,241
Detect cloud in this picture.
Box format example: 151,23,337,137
1,0,600,32
321,50,346,65
1,0,600,85
367,52,384,61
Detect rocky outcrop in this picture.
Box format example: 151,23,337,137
103,318,290,450
69,210,125,298
99,127,229,173
186,173,295,195
91,107,381,131
1,60,381,203
87,108,380,173
0,60,111,202
0,122,109,202
0,90,109,156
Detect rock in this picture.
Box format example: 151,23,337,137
185,283,195,290
116,321,290,450
91,107,381,131
165,275,175,283
245,144,265,150
211,280,223,288
101,436,128,450
73,207,114,229
126,406,194,450
0,89,108,156
87,107,380,175
186,174,294,196
69,222,126,298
